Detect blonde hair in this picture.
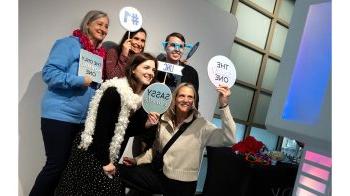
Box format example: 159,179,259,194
165,83,198,120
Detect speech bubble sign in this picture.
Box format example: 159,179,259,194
157,61,183,76
142,83,172,114
78,49,103,83
207,55,236,88
119,6,143,32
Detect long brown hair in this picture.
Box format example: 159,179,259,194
118,28,147,54
125,53,158,92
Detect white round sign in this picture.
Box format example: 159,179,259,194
119,7,143,32
207,55,236,88
142,83,172,114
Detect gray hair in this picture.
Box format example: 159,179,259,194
80,10,109,35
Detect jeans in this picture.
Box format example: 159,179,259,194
29,118,83,196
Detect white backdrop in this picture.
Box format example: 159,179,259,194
19,0,237,195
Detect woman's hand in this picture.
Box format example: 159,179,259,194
145,112,160,128
121,39,132,56
180,59,188,64
102,162,116,177
123,157,137,167
217,84,231,108
83,75,92,86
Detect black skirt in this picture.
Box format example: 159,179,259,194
55,137,123,196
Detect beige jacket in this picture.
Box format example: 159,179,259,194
135,106,236,182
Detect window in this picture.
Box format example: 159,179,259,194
212,118,245,142
231,43,262,85
270,23,289,57
250,127,278,150
278,0,295,23
262,58,280,91
235,2,271,49
203,1,296,194
253,93,271,125
228,0,295,149
250,0,276,13
206,0,233,12
214,85,254,121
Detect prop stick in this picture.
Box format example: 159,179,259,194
128,31,130,39
163,73,168,84
186,42,200,60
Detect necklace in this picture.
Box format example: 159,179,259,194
72,29,106,59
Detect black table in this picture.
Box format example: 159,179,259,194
202,147,298,196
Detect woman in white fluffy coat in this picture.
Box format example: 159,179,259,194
55,53,159,196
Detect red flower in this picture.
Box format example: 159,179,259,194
232,136,265,154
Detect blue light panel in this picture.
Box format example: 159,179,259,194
282,2,331,124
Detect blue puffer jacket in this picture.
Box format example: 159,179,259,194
41,36,95,124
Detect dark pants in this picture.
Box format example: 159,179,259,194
29,118,83,196
119,164,197,196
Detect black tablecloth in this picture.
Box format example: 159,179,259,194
203,147,298,196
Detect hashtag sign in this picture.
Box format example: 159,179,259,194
123,11,131,23
119,7,143,32
131,13,139,25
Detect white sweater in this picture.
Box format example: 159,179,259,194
135,106,236,182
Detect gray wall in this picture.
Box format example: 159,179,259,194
19,0,237,195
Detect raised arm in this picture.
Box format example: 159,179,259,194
204,85,236,147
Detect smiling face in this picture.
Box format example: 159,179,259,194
132,60,156,86
175,86,195,115
87,16,109,45
165,36,185,63
130,32,146,54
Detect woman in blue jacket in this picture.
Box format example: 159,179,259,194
30,10,109,196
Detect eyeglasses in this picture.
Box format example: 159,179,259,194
162,42,192,51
